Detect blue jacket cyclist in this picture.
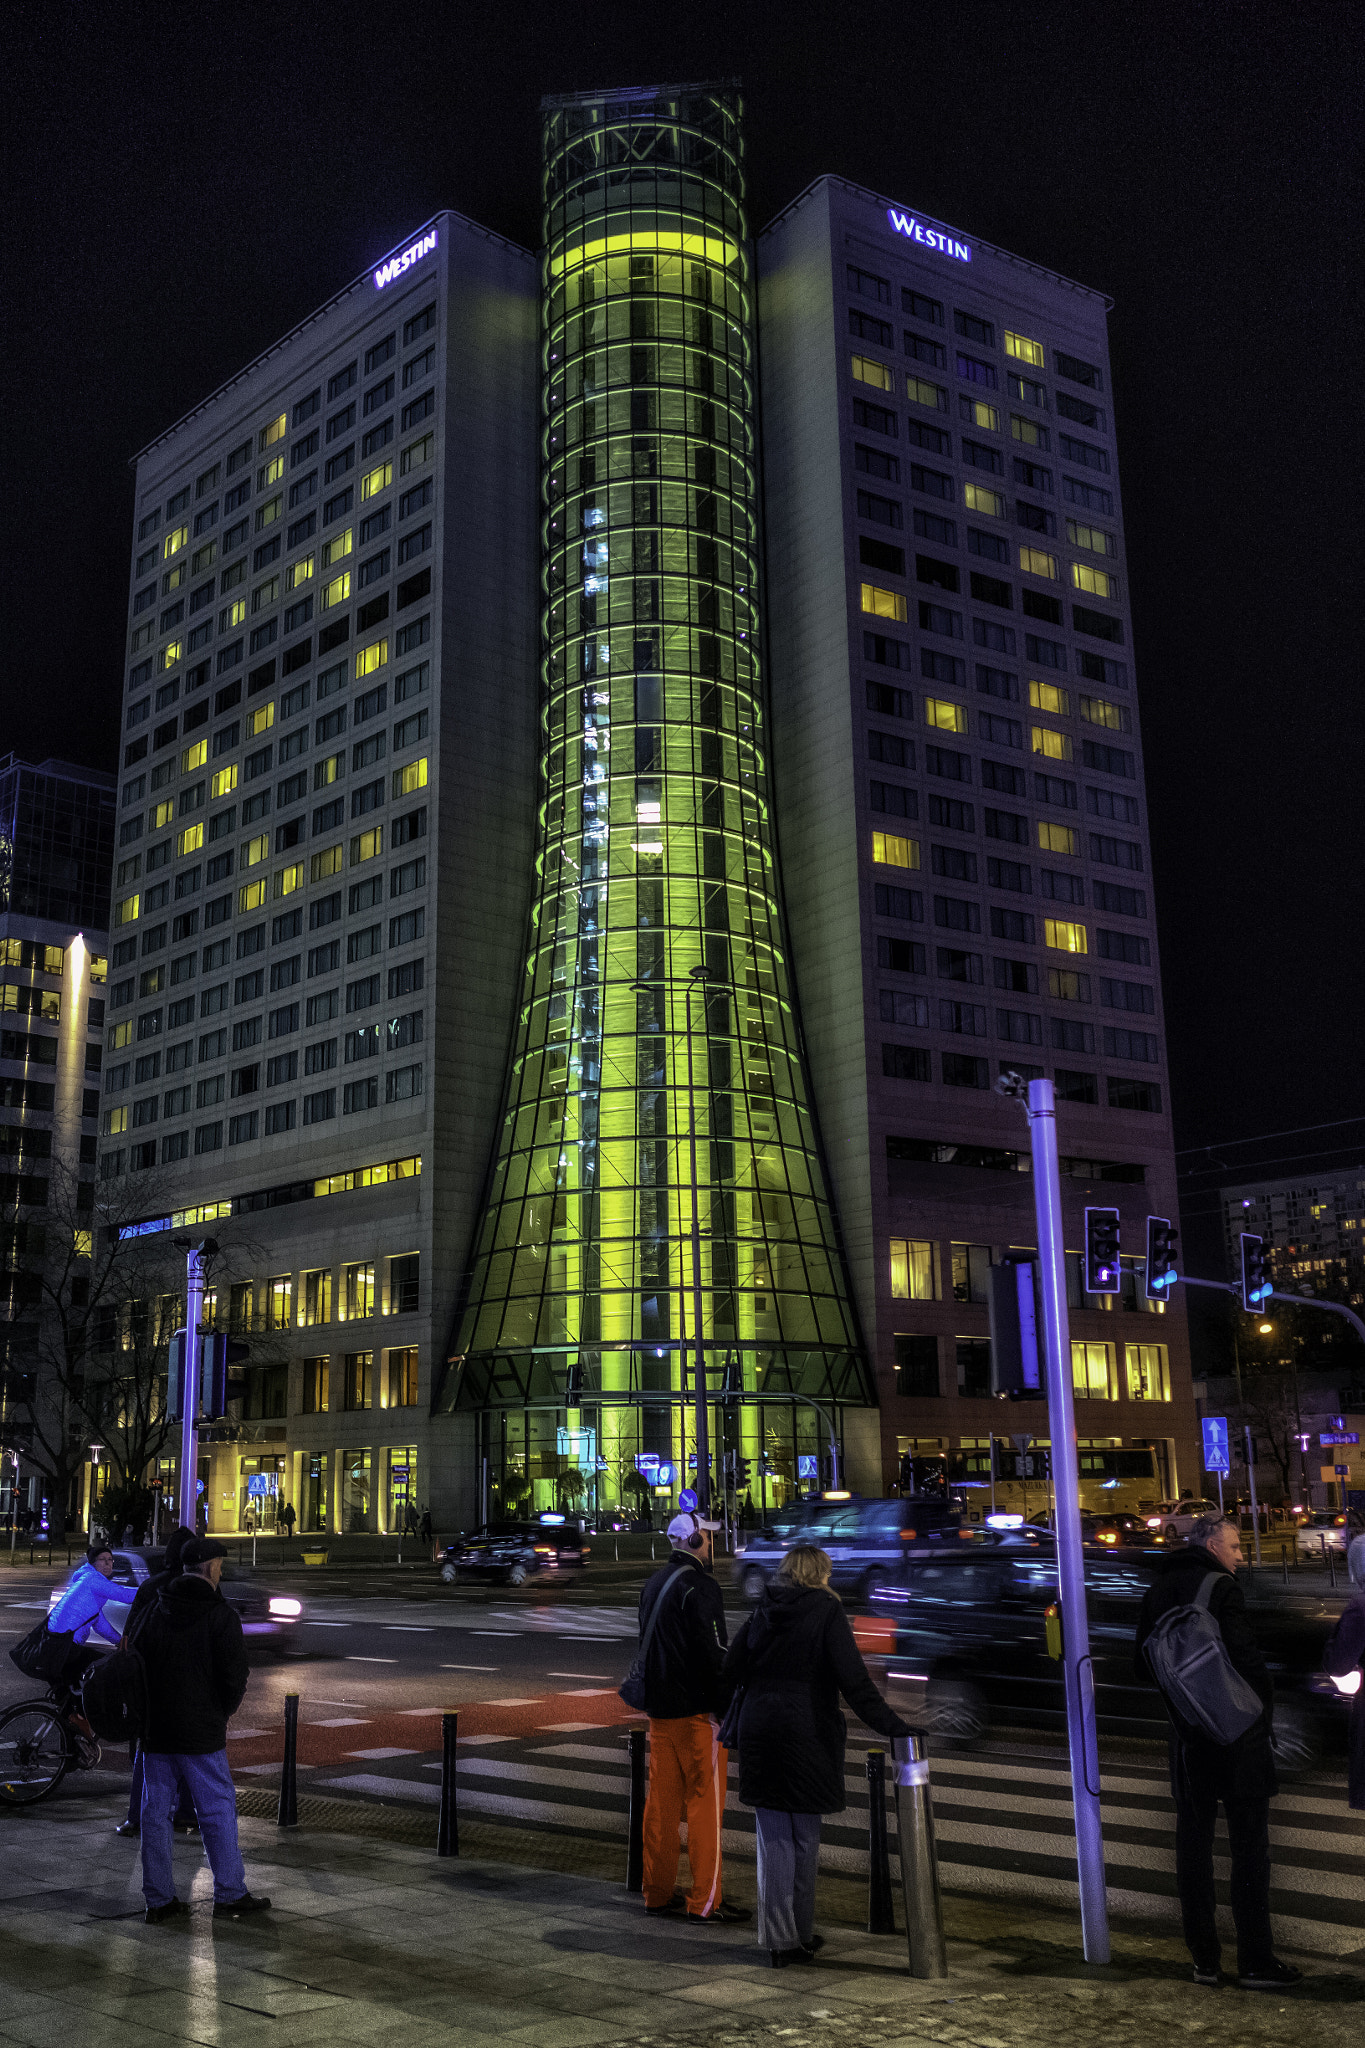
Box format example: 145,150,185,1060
49,1544,125,1697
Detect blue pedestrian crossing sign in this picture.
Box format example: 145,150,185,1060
1201,1417,1231,1474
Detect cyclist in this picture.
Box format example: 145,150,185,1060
48,1543,125,1706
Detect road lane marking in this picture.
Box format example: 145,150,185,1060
346,1655,398,1663
396,1707,446,1716
313,1717,371,1727
470,1630,521,1636
548,1672,615,1681
305,1621,350,1627
542,1722,597,1732
346,1747,419,1760
484,1698,539,1707
554,1688,616,1697
383,1625,434,1632
441,1664,497,1671
226,1728,271,1739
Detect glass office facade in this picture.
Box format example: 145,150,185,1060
444,85,871,1518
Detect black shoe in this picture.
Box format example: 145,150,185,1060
1192,1964,1221,1988
1237,1959,1303,1991
803,1933,825,1953
213,1892,273,1920
114,1820,140,1839
645,1892,687,1915
690,1898,751,1925
144,1899,188,1925
770,1946,814,1968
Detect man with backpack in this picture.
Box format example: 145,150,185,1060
1136,1514,1302,1991
112,1526,199,1839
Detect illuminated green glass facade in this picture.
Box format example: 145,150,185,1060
440,84,871,1514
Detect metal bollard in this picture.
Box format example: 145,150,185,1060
277,1693,299,1827
626,1726,647,1892
891,1733,947,1978
437,1709,459,1856
1328,1541,1337,1589
1282,1545,1289,1585
865,1747,896,1935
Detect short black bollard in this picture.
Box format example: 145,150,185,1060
277,1692,299,1827
626,1726,647,1893
1328,1541,1337,1589
1282,1545,1289,1585
438,1710,459,1857
866,1747,896,1934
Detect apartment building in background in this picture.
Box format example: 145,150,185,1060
100,215,537,1535
1223,1167,1365,1309
0,755,114,1525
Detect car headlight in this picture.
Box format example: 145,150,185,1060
1330,1670,1362,1696
268,1597,301,1618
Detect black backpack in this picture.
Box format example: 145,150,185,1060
80,1603,152,1742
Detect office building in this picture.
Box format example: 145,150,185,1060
0,754,113,1526
102,215,537,1535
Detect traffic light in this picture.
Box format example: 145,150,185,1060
1144,1215,1179,1300
166,1330,189,1421
203,1334,250,1419
564,1361,583,1400
987,1259,1042,1399
1084,1206,1121,1294
735,1458,752,1487
1239,1234,1273,1313
720,1354,743,1399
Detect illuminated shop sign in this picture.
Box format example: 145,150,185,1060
374,229,439,290
887,208,972,264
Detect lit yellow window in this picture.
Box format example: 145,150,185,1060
177,822,204,856
1004,330,1045,367
872,831,920,869
258,454,284,489
1044,917,1088,954
322,571,351,610
1031,725,1073,761
860,583,906,621
238,878,267,913
286,554,314,590
110,1019,132,1051
393,756,428,798
115,893,140,925
242,832,269,869
965,399,998,431
360,461,393,501
1072,562,1117,598
1037,820,1079,855
350,825,383,864
923,698,966,733
310,845,343,882
401,433,434,473
906,375,945,411
151,798,174,830
274,861,305,899
252,576,280,613
46,945,66,974
211,764,239,800
1065,519,1113,557
181,738,208,774
1125,1343,1171,1401
316,752,343,788
258,494,282,528
1079,695,1128,732
260,412,287,450
164,524,188,559
851,354,894,392
322,529,353,568
890,1237,937,1300
355,637,388,678
161,640,183,668
1071,1340,1115,1399
1028,680,1070,715
1018,546,1058,579
246,702,274,737
222,598,246,630
73,1230,93,1261
963,483,1005,518
163,563,186,592
104,1106,129,1136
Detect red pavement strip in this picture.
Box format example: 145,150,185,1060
227,1690,642,1767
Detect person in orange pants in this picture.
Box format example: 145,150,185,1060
638,1510,749,1924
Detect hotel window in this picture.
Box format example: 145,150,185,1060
301,1356,329,1414
1072,1341,1116,1400
1031,726,1073,761
1038,821,1079,856
385,1347,420,1407
1066,519,1116,558
1019,547,1058,579
1044,918,1088,955
321,571,351,609
299,1268,332,1327
1004,331,1045,367
905,375,947,412
1125,1343,1171,1402
851,354,894,392
361,461,393,502
960,398,999,432
388,1252,420,1314
267,1275,293,1330
355,638,388,678
890,1237,938,1301
164,525,189,560
1080,695,1130,732
1072,562,1119,599
344,1351,373,1410
923,698,966,734
259,413,287,451
861,584,907,622
963,483,1005,519
1028,680,1070,715
872,831,919,869
341,1261,375,1321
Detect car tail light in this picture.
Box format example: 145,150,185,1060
1331,1670,1362,1696
534,1545,555,1556
900,1529,916,1540
1099,1533,1117,1545
268,1597,301,1618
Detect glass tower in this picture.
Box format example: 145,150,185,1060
441,84,871,1519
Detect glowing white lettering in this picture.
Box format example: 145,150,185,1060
887,207,971,264
374,229,440,290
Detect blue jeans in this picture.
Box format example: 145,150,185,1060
140,1750,246,1907
127,1745,198,1827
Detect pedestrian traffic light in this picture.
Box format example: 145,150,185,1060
987,1259,1042,1399
1239,1234,1273,1313
203,1334,250,1419
720,1354,743,1398
1144,1215,1179,1300
735,1458,752,1486
166,1330,189,1421
1084,1206,1121,1294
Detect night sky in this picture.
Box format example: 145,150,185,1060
6,1,1359,1228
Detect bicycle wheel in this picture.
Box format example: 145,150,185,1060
0,1698,71,1805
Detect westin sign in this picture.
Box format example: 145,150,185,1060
375,229,439,290
887,208,971,264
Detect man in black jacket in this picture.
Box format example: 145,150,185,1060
638,1510,749,1924
115,1524,198,1839
137,1537,270,1925
1136,1515,1301,1991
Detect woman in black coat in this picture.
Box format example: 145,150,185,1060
1324,1534,1365,1810
721,1543,911,1965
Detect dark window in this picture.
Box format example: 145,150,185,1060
913,508,956,545
874,884,922,922
860,535,905,575
981,759,1026,797
910,463,954,500
963,439,1004,474
936,947,983,983
987,856,1031,893
1055,350,1103,390
1107,1077,1161,1112
1017,500,1057,535
1034,773,1078,810
877,936,926,975
901,288,943,325
954,310,994,346
1056,391,1106,430
402,302,436,344
1074,605,1124,645
864,631,913,670
933,895,979,932
970,571,1012,608
1055,1069,1098,1103
871,779,916,817
976,664,1018,701
942,1052,990,1089
1082,740,1135,779
850,308,894,346
925,746,970,782
1097,929,1150,965
932,845,977,882
989,906,1035,943
956,353,997,387
1093,881,1147,918
928,795,973,832
1012,458,1052,492
883,1044,931,1082
866,679,913,718
904,330,947,369
1026,633,1066,670
906,419,952,456
857,489,904,529
984,808,1027,843
855,443,900,482
848,265,892,303
1062,475,1114,515
1022,590,1062,625
868,731,913,769
918,602,963,639
895,1334,940,1398
852,398,897,437
920,649,964,687
916,554,958,592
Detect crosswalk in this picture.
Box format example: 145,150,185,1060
315,1731,1365,1960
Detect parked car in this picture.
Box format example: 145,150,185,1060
1145,1497,1223,1541
872,1545,1349,1770
1294,1508,1365,1558
734,1495,967,1604
438,1517,589,1587
48,1548,302,1657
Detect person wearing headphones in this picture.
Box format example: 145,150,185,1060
637,1509,749,1924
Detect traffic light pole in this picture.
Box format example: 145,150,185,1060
177,1246,207,1530
1012,1075,1111,1964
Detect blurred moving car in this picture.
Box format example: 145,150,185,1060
734,1495,966,1603
48,1548,302,1656
872,1545,1349,1769
438,1517,589,1587
1294,1508,1365,1558
1145,1497,1223,1541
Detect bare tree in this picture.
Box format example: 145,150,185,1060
1233,1367,1300,1502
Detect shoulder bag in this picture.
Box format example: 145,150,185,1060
619,1568,690,1711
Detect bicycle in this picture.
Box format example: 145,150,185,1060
0,1688,103,1806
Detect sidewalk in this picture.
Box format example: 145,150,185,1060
3,1790,1363,2048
